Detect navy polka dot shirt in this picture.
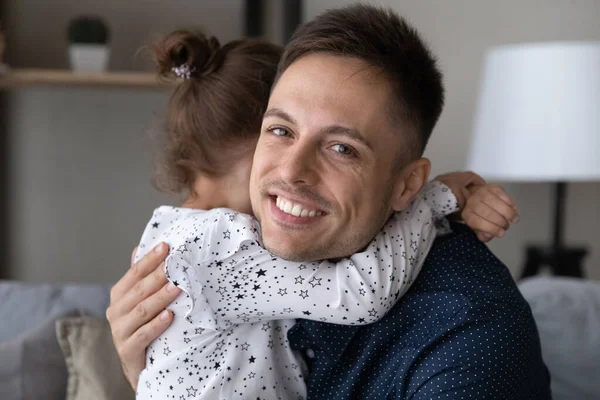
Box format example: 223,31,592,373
288,223,551,399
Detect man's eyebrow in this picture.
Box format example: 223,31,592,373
323,125,374,151
263,108,297,125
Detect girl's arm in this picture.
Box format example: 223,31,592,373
165,181,457,327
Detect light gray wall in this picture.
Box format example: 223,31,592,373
5,0,600,282
305,0,600,279
7,88,175,282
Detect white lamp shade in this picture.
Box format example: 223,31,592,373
467,42,600,182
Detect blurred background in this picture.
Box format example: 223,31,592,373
0,0,598,283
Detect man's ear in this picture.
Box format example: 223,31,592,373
391,158,431,211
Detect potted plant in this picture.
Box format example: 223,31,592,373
67,17,110,72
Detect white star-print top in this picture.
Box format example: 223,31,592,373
134,181,457,400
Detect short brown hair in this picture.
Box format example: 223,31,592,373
152,30,282,193
278,4,444,160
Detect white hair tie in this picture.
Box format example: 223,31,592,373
172,64,195,79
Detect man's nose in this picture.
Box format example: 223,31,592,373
279,142,319,186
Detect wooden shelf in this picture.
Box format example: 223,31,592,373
0,69,172,90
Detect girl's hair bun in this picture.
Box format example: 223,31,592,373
153,30,223,79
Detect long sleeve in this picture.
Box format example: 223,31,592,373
419,180,459,220
166,182,458,329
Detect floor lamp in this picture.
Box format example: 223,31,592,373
467,41,600,278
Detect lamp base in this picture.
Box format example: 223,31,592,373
520,245,588,279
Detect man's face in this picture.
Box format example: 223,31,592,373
250,54,407,261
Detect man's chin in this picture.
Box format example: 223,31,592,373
262,237,320,262
263,241,302,262
260,216,333,261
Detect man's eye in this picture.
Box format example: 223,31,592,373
331,144,354,156
271,127,289,137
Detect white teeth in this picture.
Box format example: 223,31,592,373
275,196,322,218
291,204,302,217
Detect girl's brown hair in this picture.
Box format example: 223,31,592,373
152,30,282,193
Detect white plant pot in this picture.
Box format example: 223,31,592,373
68,44,109,72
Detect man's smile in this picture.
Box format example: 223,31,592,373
275,195,325,217
268,195,327,227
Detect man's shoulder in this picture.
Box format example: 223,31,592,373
412,222,526,310
382,224,550,397
383,222,532,345
400,222,535,338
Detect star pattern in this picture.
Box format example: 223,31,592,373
134,182,459,399
186,386,197,397
309,277,322,287
410,240,418,252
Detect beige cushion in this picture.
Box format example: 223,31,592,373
56,316,134,400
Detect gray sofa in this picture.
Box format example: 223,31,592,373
0,283,111,343
1,277,599,399
0,283,114,400
519,277,600,400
